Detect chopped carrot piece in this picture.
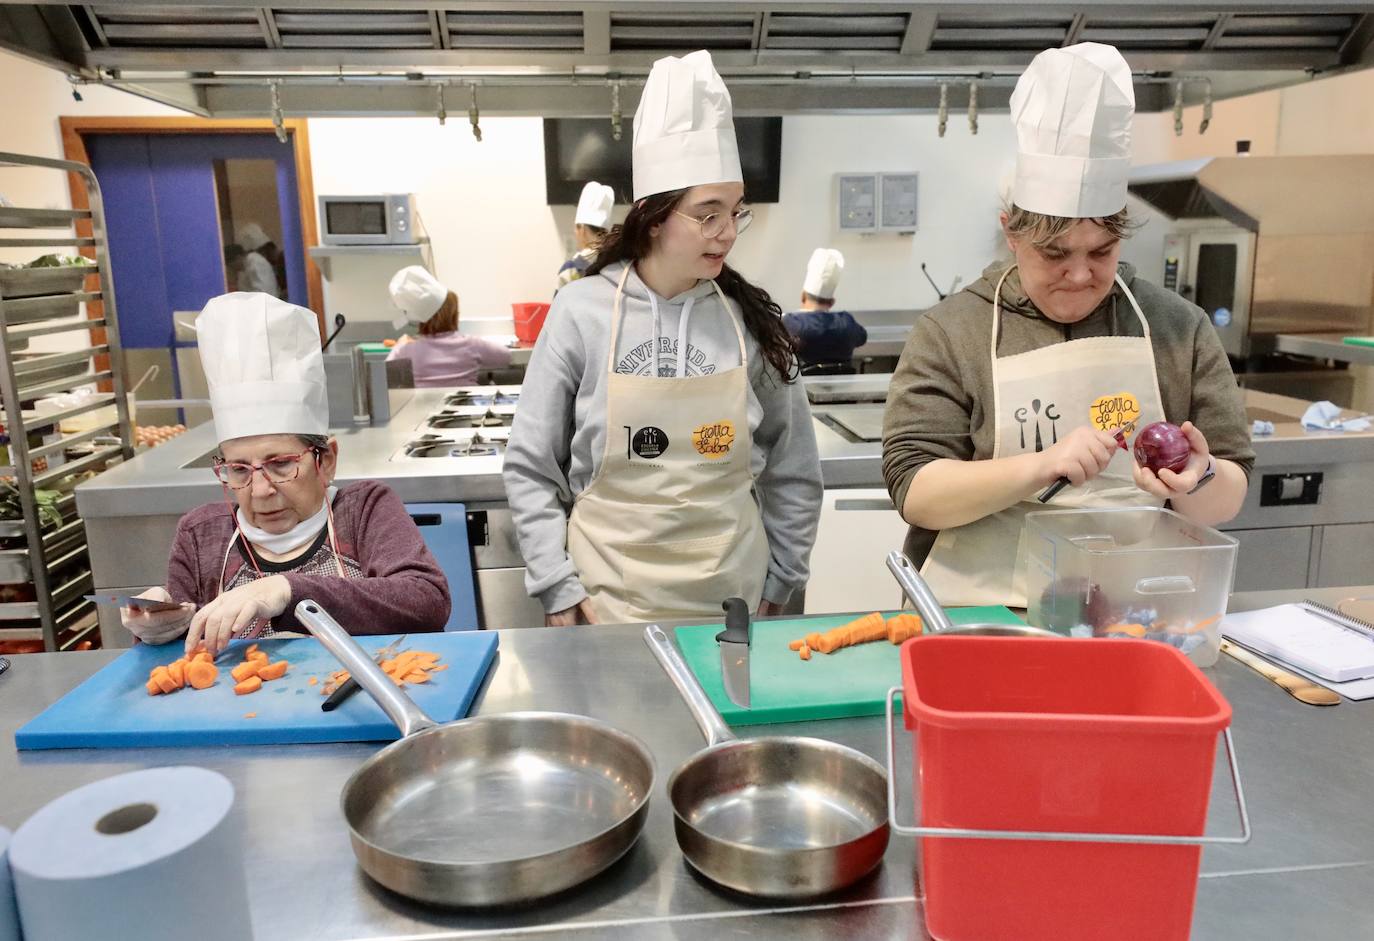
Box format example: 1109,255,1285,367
429,664,448,672
256,660,288,682
405,671,430,683
152,667,179,694
230,662,259,683
246,644,259,654
167,660,186,687
787,639,804,651
146,678,161,696
234,676,262,696
243,712,257,719
193,651,213,664
307,676,318,686
799,645,812,661
885,613,924,644
187,660,217,690
248,650,269,663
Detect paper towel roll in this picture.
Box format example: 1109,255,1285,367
9,767,252,940
0,827,21,941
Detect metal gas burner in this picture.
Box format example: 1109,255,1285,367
403,432,507,459
443,389,520,408
425,408,514,430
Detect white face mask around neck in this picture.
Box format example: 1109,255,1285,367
236,486,338,555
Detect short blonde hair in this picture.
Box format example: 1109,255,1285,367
419,291,459,336
1003,205,1140,248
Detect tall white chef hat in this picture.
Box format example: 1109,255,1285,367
236,222,271,252
632,50,743,201
574,181,616,229
803,248,845,301
1010,43,1135,218
197,292,328,444
388,265,448,329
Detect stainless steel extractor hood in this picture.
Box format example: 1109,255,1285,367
0,2,1372,117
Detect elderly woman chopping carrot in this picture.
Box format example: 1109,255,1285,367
121,292,450,655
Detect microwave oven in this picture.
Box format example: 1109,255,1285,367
319,194,420,245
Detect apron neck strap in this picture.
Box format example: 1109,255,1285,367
608,263,747,375
991,264,1153,360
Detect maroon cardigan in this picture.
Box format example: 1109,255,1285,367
165,480,450,634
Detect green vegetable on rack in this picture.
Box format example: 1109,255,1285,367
24,254,93,269
0,482,64,529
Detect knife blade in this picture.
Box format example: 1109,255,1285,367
716,597,752,709
321,637,407,712
84,593,183,613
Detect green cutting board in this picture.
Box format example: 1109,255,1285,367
358,342,393,355
1343,336,1374,348
675,607,1024,726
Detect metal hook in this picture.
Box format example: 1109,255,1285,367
1199,80,1213,135
610,82,623,142
469,83,482,142
937,83,948,138
435,83,447,126
967,80,979,135
270,80,287,143
1173,81,1185,137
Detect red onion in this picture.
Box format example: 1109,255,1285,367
1133,421,1191,474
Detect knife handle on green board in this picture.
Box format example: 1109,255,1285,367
716,597,752,645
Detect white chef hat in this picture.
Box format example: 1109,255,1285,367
197,292,328,444
1010,43,1135,218
803,249,844,300
236,222,271,252
388,265,448,329
632,50,743,201
574,182,615,229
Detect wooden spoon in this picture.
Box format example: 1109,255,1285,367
1220,640,1341,706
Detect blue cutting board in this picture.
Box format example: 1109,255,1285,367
15,632,499,750
675,607,1024,726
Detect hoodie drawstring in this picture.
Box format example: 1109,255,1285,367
645,286,696,378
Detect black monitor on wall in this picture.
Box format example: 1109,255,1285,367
543,117,783,205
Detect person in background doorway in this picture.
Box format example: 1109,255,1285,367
235,222,282,298
557,182,615,292
223,244,246,293
387,266,512,387
881,43,1253,608
782,248,868,371
120,292,450,655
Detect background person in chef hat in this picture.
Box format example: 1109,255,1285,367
782,248,868,372
387,266,512,387
122,292,450,654
557,181,615,292
505,50,822,626
234,222,283,299
881,42,1253,608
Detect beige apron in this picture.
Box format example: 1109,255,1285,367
566,265,769,622
920,266,1166,606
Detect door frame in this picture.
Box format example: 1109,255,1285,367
58,116,324,340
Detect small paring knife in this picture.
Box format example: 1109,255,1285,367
716,598,752,709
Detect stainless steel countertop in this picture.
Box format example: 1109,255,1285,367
2,586,1372,940
1274,332,1374,367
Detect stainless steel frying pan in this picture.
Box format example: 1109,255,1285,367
298,601,655,907
644,624,889,898
886,549,1061,638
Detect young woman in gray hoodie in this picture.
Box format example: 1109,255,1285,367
503,185,823,625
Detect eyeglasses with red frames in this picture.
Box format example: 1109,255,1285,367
211,446,321,490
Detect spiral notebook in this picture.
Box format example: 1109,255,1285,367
1222,600,1374,683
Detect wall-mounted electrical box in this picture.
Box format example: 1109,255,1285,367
836,172,918,234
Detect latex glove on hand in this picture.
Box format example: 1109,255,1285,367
121,586,195,645
545,598,599,627
1132,421,1212,498
184,574,292,657
1037,425,1121,490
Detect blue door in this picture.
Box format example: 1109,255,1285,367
86,133,308,394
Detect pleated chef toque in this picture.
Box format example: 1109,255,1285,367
1010,43,1135,218
389,265,448,328
803,249,845,300
632,50,742,201
198,292,328,443
574,182,615,228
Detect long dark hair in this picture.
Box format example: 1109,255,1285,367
587,190,798,382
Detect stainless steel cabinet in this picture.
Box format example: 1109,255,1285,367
1229,526,1314,592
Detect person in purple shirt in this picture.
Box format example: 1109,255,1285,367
121,293,450,656
387,266,512,387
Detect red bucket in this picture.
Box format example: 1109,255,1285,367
512,302,551,344
898,635,1233,941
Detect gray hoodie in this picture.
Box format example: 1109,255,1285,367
503,260,823,614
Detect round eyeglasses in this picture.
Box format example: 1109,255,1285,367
212,447,319,490
673,207,753,240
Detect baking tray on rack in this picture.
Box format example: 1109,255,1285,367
0,265,92,299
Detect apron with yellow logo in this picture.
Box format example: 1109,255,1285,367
919,266,1166,607
566,265,769,622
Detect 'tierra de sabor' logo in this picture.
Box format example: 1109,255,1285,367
692,420,735,459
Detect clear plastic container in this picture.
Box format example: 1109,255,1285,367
1024,507,1238,667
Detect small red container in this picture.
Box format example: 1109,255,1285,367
512,302,551,344
900,635,1231,941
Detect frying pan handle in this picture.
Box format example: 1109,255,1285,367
885,550,955,634
643,624,737,747
295,600,438,737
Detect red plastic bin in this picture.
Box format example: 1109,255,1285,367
512,302,551,344
899,635,1232,941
